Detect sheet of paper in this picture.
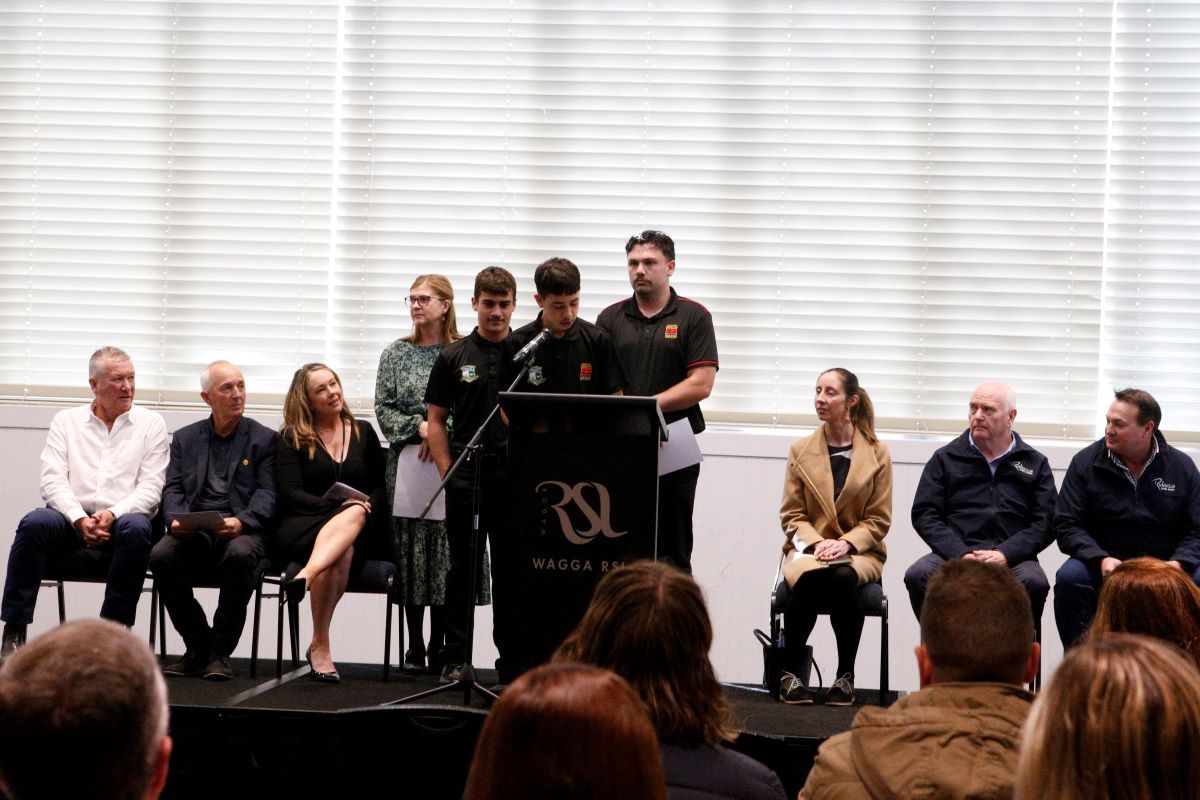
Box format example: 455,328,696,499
321,481,369,503
658,418,703,477
171,510,225,529
392,444,446,521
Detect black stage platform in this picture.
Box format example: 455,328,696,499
162,658,898,799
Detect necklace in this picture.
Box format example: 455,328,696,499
317,419,349,481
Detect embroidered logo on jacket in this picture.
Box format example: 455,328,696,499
1011,461,1034,476
460,365,478,383
527,366,545,386
1154,477,1177,493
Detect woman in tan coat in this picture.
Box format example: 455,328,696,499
778,368,892,706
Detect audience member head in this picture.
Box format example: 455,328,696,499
281,361,359,456
968,381,1016,453
1016,634,1200,800
464,662,666,800
554,560,734,747
0,619,171,800
1106,388,1160,464
473,265,517,300
918,559,1038,686
816,367,877,443
200,360,246,432
403,274,458,345
1087,557,1200,667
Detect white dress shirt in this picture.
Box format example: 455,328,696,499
39,403,170,524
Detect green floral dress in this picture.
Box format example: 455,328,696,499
375,338,490,606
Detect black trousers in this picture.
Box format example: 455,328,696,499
1,508,152,627
440,456,518,678
148,531,265,657
657,463,700,573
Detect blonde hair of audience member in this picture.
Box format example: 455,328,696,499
401,273,459,345
464,662,667,800
1015,634,1200,800
1087,556,1200,667
281,361,360,458
555,560,735,747
0,619,172,800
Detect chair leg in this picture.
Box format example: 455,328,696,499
879,598,889,703
383,597,393,682
148,580,158,651
276,590,285,680
250,577,264,678
56,581,66,624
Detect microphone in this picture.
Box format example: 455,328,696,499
512,327,552,363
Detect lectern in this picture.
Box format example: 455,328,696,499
499,392,667,667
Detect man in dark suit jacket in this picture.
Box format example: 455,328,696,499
150,361,277,680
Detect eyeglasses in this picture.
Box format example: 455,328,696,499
405,295,438,308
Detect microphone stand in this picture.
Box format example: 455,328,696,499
391,345,541,707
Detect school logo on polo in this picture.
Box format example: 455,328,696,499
579,363,593,381
527,366,545,386
1154,477,1176,493
664,324,679,340
536,480,628,545
460,365,478,383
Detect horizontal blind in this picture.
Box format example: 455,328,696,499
333,1,1112,436
0,0,338,406
1102,0,1200,438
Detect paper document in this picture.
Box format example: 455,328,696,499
171,511,225,530
658,418,703,477
322,481,369,503
392,445,446,521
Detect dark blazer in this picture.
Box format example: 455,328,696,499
162,415,278,533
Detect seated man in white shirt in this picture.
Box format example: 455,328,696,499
0,347,169,657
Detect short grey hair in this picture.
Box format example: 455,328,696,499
88,346,131,379
200,360,237,392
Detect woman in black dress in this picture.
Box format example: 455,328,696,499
277,362,385,682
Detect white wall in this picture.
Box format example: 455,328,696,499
0,404,1108,691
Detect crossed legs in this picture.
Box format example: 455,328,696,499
292,504,366,674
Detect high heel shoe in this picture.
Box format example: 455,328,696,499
284,576,307,605
305,648,341,684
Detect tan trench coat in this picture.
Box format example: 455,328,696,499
779,426,892,587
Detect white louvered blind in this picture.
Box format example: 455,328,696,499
1101,0,1200,437
2,1,1200,440
0,0,338,406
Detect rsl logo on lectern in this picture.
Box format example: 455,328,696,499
535,481,628,545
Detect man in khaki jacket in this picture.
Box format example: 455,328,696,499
799,559,1039,800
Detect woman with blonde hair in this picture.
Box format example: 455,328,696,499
375,274,485,675
1086,556,1200,666
1016,633,1200,800
464,662,667,800
778,367,891,705
276,362,386,682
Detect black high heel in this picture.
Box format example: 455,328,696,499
305,647,341,684
284,576,307,605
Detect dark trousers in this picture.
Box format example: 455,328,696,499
783,564,863,678
904,553,1050,620
1054,556,1200,647
1,507,152,627
440,458,515,676
149,531,266,657
657,464,700,573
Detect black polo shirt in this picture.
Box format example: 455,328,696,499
504,313,625,396
596,287,718,433
424,328,510,454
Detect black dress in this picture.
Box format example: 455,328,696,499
274,422,387,566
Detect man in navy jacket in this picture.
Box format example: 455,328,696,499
906,382,1057,619
1053,388,1200,646
150,361,277,680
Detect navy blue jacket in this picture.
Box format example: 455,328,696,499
911,430,1056,564
162,415,278,533
1054,430,1200,570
